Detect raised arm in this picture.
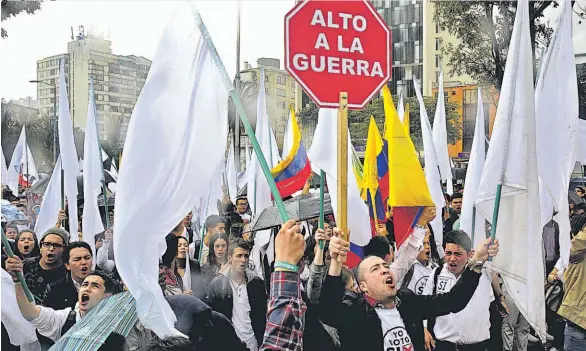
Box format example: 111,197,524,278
408,237,499,320
261,220,307,351
391,207,435,282
96,231,116,273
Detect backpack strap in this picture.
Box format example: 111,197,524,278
60,309,77,336
401,265,415,291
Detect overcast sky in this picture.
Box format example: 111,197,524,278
0,0,585,102
0,0,294,101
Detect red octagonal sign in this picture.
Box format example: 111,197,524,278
285,0,391,109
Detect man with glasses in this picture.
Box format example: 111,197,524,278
22,228,69,303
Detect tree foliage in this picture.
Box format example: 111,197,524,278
297,95,461,149
434,1,555,90
1,0,43,38
1,101,84,172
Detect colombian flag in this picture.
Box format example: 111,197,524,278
270,108,311,198
364,117,387,235
382,86,435,247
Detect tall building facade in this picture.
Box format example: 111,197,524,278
36,27,151,143
373,0,423,98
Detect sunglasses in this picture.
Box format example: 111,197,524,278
41,242,65,249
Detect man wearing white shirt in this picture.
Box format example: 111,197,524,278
400,231,439,295
423,230,494,351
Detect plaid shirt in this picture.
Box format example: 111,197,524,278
261,271,307,351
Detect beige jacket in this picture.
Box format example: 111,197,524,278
558,226,586,330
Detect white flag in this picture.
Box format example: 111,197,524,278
101,148,109,162
1,145,9,186
398,93,405,123
247,68,279,216
7,126,38,194
58,59,79,237
475,0,546,341
282,109,294,158
113,3,228,338
35,157,63,237
535,0,578,271
82,79,105,266
1,270,41,351
307,108,370,247
226,140,238,205
459,89,486,247
432,71,454,195
414,77,445,255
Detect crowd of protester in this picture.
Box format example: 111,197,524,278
0,182,585,351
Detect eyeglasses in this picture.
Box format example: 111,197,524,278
41,242,64,249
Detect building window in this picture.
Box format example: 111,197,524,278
435,55,440,68
435,38,440,51
435,22,440,33
277,89,286,97
277,76,285,85
277,101,286,109
97,95,104,101
451,91,456,96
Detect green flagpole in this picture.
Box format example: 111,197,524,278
318,171,325,250
487,184,502,261
2,229,35,302
193,7,288,222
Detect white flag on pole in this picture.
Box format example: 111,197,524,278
82,79,105,266
282,109,294,158
35,156,63,237
307,108,370,247
535,0,578,271
475,0,546,341
459,89,486,247
113,3,228,338
7,126,38,194
414,77,445,255
248,68,279,216
398,93,405,123
58,59,79,237
226,139,238,205
432,71,454,195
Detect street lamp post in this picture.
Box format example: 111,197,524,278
29,80,57,165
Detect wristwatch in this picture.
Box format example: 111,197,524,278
467,259,484,273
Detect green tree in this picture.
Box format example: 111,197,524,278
297,95,461,149
434,1,555,90
1,0,43,38
1,101,84,172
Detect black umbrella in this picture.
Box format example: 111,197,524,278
247,193,333,232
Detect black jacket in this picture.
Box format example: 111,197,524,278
207,272,267,346
319,268,482,351
166,294,248,351
42,273,78,310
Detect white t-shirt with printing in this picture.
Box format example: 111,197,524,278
375,307,414,351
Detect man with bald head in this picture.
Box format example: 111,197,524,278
319,228,499,351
